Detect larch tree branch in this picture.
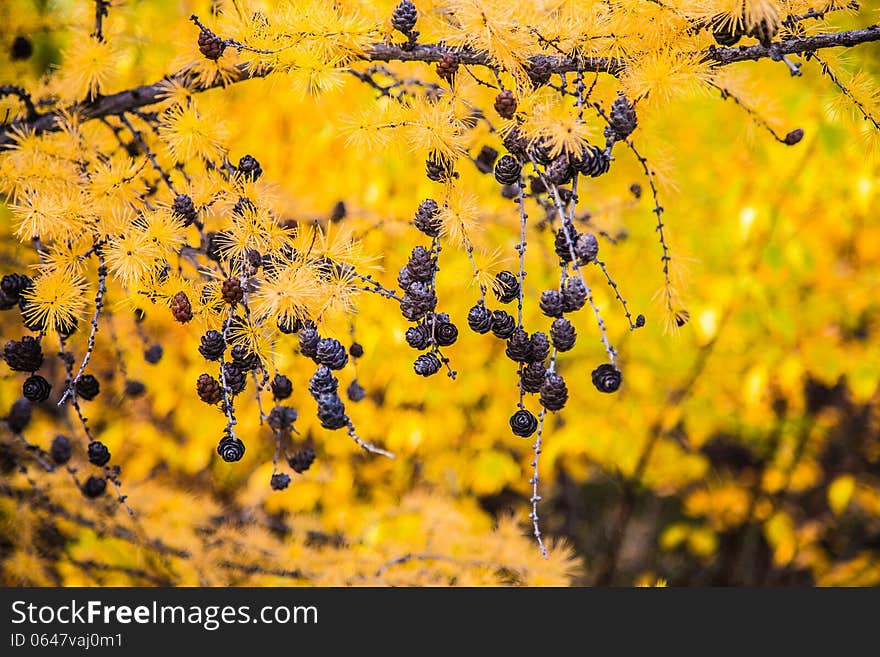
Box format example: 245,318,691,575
1,25,879,148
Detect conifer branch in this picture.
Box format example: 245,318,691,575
3,26,880,147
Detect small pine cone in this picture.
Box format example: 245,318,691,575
414,199,442,237
520,361,547,394
494,90,517,119
540,290,564,318
554,223,578,262
609,96,638,140
270,473,291,490
505,329,532,363
575,144,610,177
144,343,163,364
400,282,437,321
711,15,744,46
22,375,51,402
491,310,516,339
197,373,223,404
309,366,338,399
474,145,499,175
221,278,243,305
434,320,459,347
407,246,435,281
398,265,416,292
87,441,111,467
0,273,32,309
391,0,418,35
299,324,320,359
414,352,441,377
526,58,552,86
288,447,316,473
494,155,521,185
277,315,303,334
217,434,246,462
198,330,226,361
172,194,198,227
7,398,31,433
575,233,599,264
635,314,646,328
539,372,568,412
546,156,573,185
197,27,226,61
529,136,555,166
170,291,193,323
347,379,366,402
237,154,263,181
124,380,146,398
271,374,293,400
591,363,622,393
330,200,346,223
317,393,348,430
784,129,804,146
75,374,100,401
530,331,550,363
509,409,538,438
316,338,349,370
562,277,587,313
50,435,72,465
222,362,247,395
82,476,107,498
425,152,456,182
349,343,364,358
502,126,527,157
406,324,431,350
550,318,576,352
467,304,493,334
268,405,298,432
231,345,261,372
3,336,43,372
436,52,459,82
493,271,520,304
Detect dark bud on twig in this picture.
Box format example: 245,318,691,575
198,330,226,361
467,304,493,334
268,405,298,432
217,434,246,462
539,373,568,412
550,318,576,352
87,441,111,467
124,380,146,397
197,26,226,60
288,447,316,473
3,336,43,372
330,200,346,223
75,374,100,401
591,363,622,393
635,314,646,329
493,270,520,304
144,343,163,364
270,473,291,490
7,398,31,433
82,476,107,498
494,90,517,120
347,379,366,402
22,375,51,402
491,310,516,339
494,155,522,185
10,36,33,61
197,374,223,404
630,182,642,199
509,409,538,438
414,199,442,237
172,194,198,227
349,343,364,359
316,338,349,370
50,435,71,465
170,291,193,323
413,352,442,377
436,52,459,82
271,374,293,400
784,128,804,145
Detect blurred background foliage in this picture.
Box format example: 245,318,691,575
1,0,880,586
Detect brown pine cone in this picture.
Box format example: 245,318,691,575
436,52,459,82
494,90,517,120
170,291,193,323
221,277,243,305
197,373,222,404
197,28,226,61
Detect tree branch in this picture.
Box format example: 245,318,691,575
2,26,879,148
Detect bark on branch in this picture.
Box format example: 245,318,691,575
2,25,879,147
